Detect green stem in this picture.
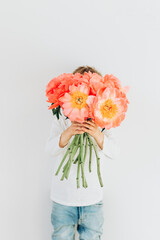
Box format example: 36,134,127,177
60,135,79,180
65,144,79,179
62,136,79,173
83,133,88,164
76,146,81,188
83,134,88,188
73,155,79,164
80,134,84,162
80,133,88,188
64,135,80,179
87,133,92,172
55,135,76,175
73,141,81,164
62,160,70,172
87,135,103,187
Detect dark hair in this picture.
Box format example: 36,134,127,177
73,65,102,76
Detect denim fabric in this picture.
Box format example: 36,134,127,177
51,200,104,240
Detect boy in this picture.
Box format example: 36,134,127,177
45,66,120,240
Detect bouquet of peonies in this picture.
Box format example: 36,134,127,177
45,71,130,188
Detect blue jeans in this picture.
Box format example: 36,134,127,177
51,200,104,240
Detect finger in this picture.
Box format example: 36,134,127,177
75,130,84,134
74,126,87,132
72,122,84,127
73,121,82,124
81,126,93,133
73,126,85,132
72,124,83,130
84,120,96,127
81,123,95,131
81,128,92,135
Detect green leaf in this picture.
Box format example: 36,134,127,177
50,103,61,120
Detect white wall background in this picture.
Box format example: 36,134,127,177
0,0,160,240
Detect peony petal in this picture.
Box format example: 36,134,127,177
59,93,72,102
69,84,77,94
80,107,88,119
62,102,72,108
63,107,73,116
68,108,80,121
64,92,72,101
86,95,95,106
79,84,89,95
121,85,130,94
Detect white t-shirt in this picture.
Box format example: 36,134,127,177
45,109,120,206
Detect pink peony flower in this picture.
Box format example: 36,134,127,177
45,72,91,110
45,73,74,109
89,73,104,95
59,84,90,122
103,74,130,104
87,86,129,129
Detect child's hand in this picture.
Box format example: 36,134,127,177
80,120,104,150
79,120,101,138
59,121,85,148
67,121,87,137
59,120,104,150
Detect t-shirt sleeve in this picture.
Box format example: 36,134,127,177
44,114,70,157
93,128,121,160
